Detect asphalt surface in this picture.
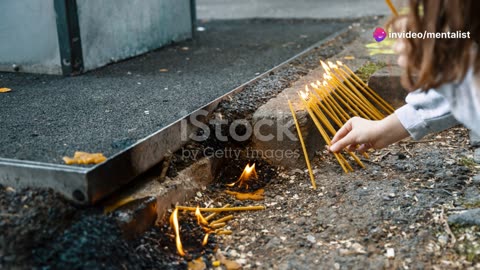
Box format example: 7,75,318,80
0,19,352,164
197,0,391,19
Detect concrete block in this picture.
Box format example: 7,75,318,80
368,66,407,108
251,90,321,169
105,156,222,238
470,130,480,147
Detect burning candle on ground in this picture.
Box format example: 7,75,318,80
288,99,317,189
227,163,258,189
202,233,210,246
195,206,209,226
170,207,185,256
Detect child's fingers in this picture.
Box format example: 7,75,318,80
331,118,354,145
357,143,372,153
329,132,357,153
346,144,358,152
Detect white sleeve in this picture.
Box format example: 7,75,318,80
394,89,459,140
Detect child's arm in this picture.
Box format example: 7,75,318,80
329,89,459,153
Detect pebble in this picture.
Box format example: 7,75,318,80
437,234,448,247
386,248,395,259
473,174,480,184
265,237,281,249
306,235,316,244
296,217,306,226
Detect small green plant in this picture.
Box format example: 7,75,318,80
458,157,477,169
355,61,386,82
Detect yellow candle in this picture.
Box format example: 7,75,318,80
385,0,398,16
299,93,351,173
329,64,384,120
328,72,382,120
176,205,265,212
307,97,365,169
324,75,370,119
311,84,349,123
337,61,395,114
336,66,393,115
288,100,317,189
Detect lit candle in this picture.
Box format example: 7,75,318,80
298,92,351,173
323,74,370,119
304,92,365,169
306,86,343,128
328,61,384,120
311,82,349,123
325,67,381,120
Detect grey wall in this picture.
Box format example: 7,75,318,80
0,0,61,74
78,0,193,71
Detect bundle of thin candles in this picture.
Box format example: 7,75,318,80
289,60,395,183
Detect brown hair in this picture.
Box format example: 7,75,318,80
388,0,480,91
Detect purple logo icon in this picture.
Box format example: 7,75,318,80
373,27,387,42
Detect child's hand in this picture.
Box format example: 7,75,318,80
329,114,410,153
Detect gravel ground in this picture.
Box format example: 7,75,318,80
193,127,479,270
2,127,477,269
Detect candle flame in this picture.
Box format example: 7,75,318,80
327,61,338,69
299,90,310,100
336,60,344,66
227,163,258,189
170,208,185,256
195,206,209,226
320,60,330,72
310,82,318,88
202,233,210,246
